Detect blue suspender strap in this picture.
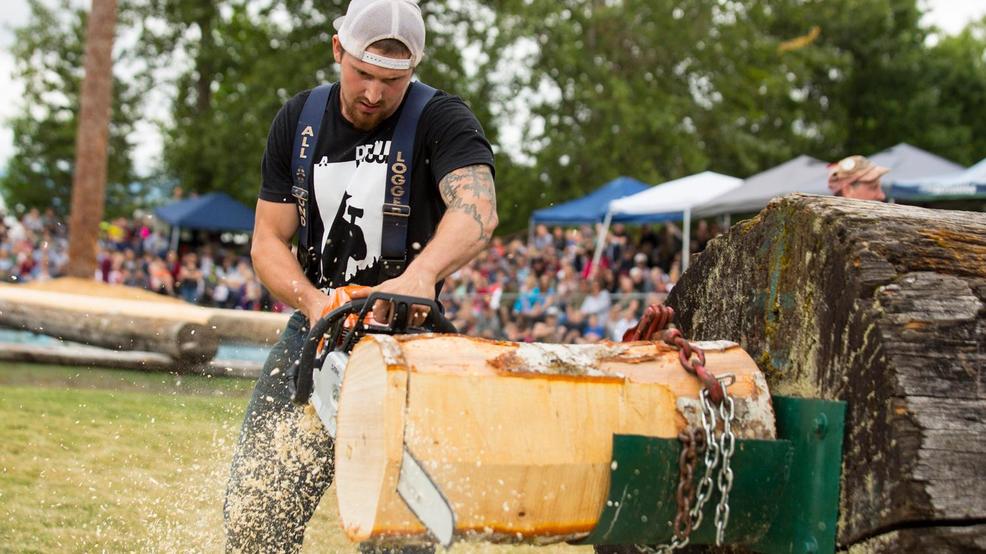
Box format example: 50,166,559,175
290,83,333,277
380,82,437,279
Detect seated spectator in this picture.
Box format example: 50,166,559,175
580,278,612,322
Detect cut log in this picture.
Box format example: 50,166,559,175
8,281,290,346
0,341,176,371
334,334,775,545
205,310,287,346
0,341,262,377
0,286,218,366
666,194,986,550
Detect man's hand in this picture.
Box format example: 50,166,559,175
351,268,437,327
302,291,335,326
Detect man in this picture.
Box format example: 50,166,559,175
223,0,497,551
828,155,890,201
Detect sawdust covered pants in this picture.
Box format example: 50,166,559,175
224,311,434,554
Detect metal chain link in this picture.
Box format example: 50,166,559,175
690,388,720,532
714,382,736,545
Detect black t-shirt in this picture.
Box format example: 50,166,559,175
259,82,494,289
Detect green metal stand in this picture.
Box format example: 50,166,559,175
577,396,845,553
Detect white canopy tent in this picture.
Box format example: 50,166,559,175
596,171,742,272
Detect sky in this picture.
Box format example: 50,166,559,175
0,0,984,175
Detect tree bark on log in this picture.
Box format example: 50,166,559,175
666,194,986,551
334,334,775,545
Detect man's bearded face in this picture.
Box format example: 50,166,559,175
333,38,414,131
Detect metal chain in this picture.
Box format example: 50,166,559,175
672,429,700,540
632,317,737,552
690,388,720,532
714,381,736,545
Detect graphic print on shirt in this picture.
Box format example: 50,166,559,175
312,140,390,288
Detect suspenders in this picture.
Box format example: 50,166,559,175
381,82,436,278
291,83,333,278
290,81,438,282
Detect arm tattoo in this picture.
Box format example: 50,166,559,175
439,165,497,242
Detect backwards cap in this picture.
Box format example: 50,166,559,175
333,0,425,70
827,155,890,195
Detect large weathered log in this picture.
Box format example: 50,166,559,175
0,286,218,365
334,334,775,545
666,194,986,550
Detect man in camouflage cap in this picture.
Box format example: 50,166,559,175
827,155,890,201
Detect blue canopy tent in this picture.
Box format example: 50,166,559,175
888,157,986,200
530,176,651,226
154,192,255,250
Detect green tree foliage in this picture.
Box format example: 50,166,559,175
0,0,139,216
920,17,986,166
4,0,984,230
485,0,986,231
127,0,346,204
130,0,514,210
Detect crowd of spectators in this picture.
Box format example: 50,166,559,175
0,207,279,311
1,207,722,343
439,222,721,342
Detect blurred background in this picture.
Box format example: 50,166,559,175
0,1,984,551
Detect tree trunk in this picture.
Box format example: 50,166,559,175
666,194,986,551
334,334,775,545
66,0,117,278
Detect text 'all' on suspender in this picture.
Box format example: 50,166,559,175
291,83,333,277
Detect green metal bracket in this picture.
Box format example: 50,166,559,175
752,396,846,554
576,395,846,553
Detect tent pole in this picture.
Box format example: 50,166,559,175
591,211,613,278
682,209,691,273
528,216,535,247
170,226,180,253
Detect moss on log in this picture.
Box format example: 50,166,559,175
666,194,986,550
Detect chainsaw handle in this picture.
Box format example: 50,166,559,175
361,292,457,334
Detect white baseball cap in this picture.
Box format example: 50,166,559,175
333,0,426,70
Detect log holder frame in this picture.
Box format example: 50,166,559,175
577,396,846,554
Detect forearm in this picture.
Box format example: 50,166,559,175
251,234,324,315
407,209,495,283
411,164,497,282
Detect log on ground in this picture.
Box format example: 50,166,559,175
666,194,986,550
0,286,218,365
334,334,775,545
0,341,263,377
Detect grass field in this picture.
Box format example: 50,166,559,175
0,363,589,553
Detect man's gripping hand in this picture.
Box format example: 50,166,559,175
350,269,437,327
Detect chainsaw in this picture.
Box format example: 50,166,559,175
291,291,458,546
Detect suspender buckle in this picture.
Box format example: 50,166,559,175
380,258,407,278
382,203,411,218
